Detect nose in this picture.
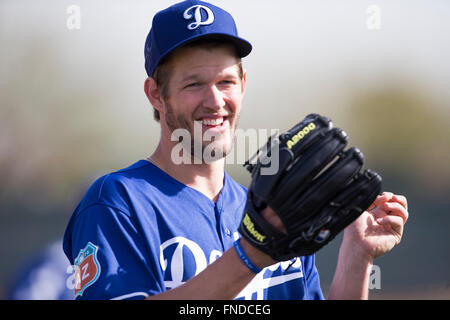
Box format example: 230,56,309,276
202,84,226,111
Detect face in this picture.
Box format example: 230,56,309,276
159,45,246,162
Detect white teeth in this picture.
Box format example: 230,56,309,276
202,118,224,126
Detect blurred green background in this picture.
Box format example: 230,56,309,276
1,0,449,299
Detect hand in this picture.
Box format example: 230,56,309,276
239,206,287,269
260,206,287,234
343,192,409,261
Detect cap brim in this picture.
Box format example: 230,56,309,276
158,33,252,66
195,33,253,57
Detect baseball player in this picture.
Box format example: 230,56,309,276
63,0,408,300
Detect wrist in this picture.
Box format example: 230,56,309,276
341,231,374,266
238,237,277,270
335,237,373,289
338,242,373,274
329,240,373,300
233,239,262,274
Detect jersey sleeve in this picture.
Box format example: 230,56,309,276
64,203,164,300
302,254,325,300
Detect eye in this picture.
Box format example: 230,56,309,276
184,82,199,89
219,80,236,86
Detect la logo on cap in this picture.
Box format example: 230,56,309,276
183,4,215,30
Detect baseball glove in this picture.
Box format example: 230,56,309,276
239,113,382,261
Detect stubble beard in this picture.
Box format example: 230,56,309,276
164,101,239,163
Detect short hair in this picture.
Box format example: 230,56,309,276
151,39,244,122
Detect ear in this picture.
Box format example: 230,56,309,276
144,77,164,114
241,69,247,96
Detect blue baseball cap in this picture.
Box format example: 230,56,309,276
144,0,252,77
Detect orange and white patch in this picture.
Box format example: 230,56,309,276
74,242,101,297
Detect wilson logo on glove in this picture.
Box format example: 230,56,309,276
242,213,267,243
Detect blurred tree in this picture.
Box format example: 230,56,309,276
0,35,134,290
345,85,450,198
0,36,127,208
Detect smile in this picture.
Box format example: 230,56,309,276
195,116,230,133
202,118,224,126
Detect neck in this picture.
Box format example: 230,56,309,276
148,140,225,202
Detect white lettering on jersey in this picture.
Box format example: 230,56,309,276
160,236,207,289
159,236,303,298
236,258,303,300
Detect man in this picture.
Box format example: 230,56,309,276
63,0,408,300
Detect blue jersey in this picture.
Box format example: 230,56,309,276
63,160,324,300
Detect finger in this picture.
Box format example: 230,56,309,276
261,206,287,233
369,205,388,220
370,192,394,209
376,215,404,239
382,201,409,224
391,194,408,210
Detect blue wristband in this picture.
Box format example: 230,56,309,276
233,239,262,274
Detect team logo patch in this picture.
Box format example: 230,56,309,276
74,242,101,297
